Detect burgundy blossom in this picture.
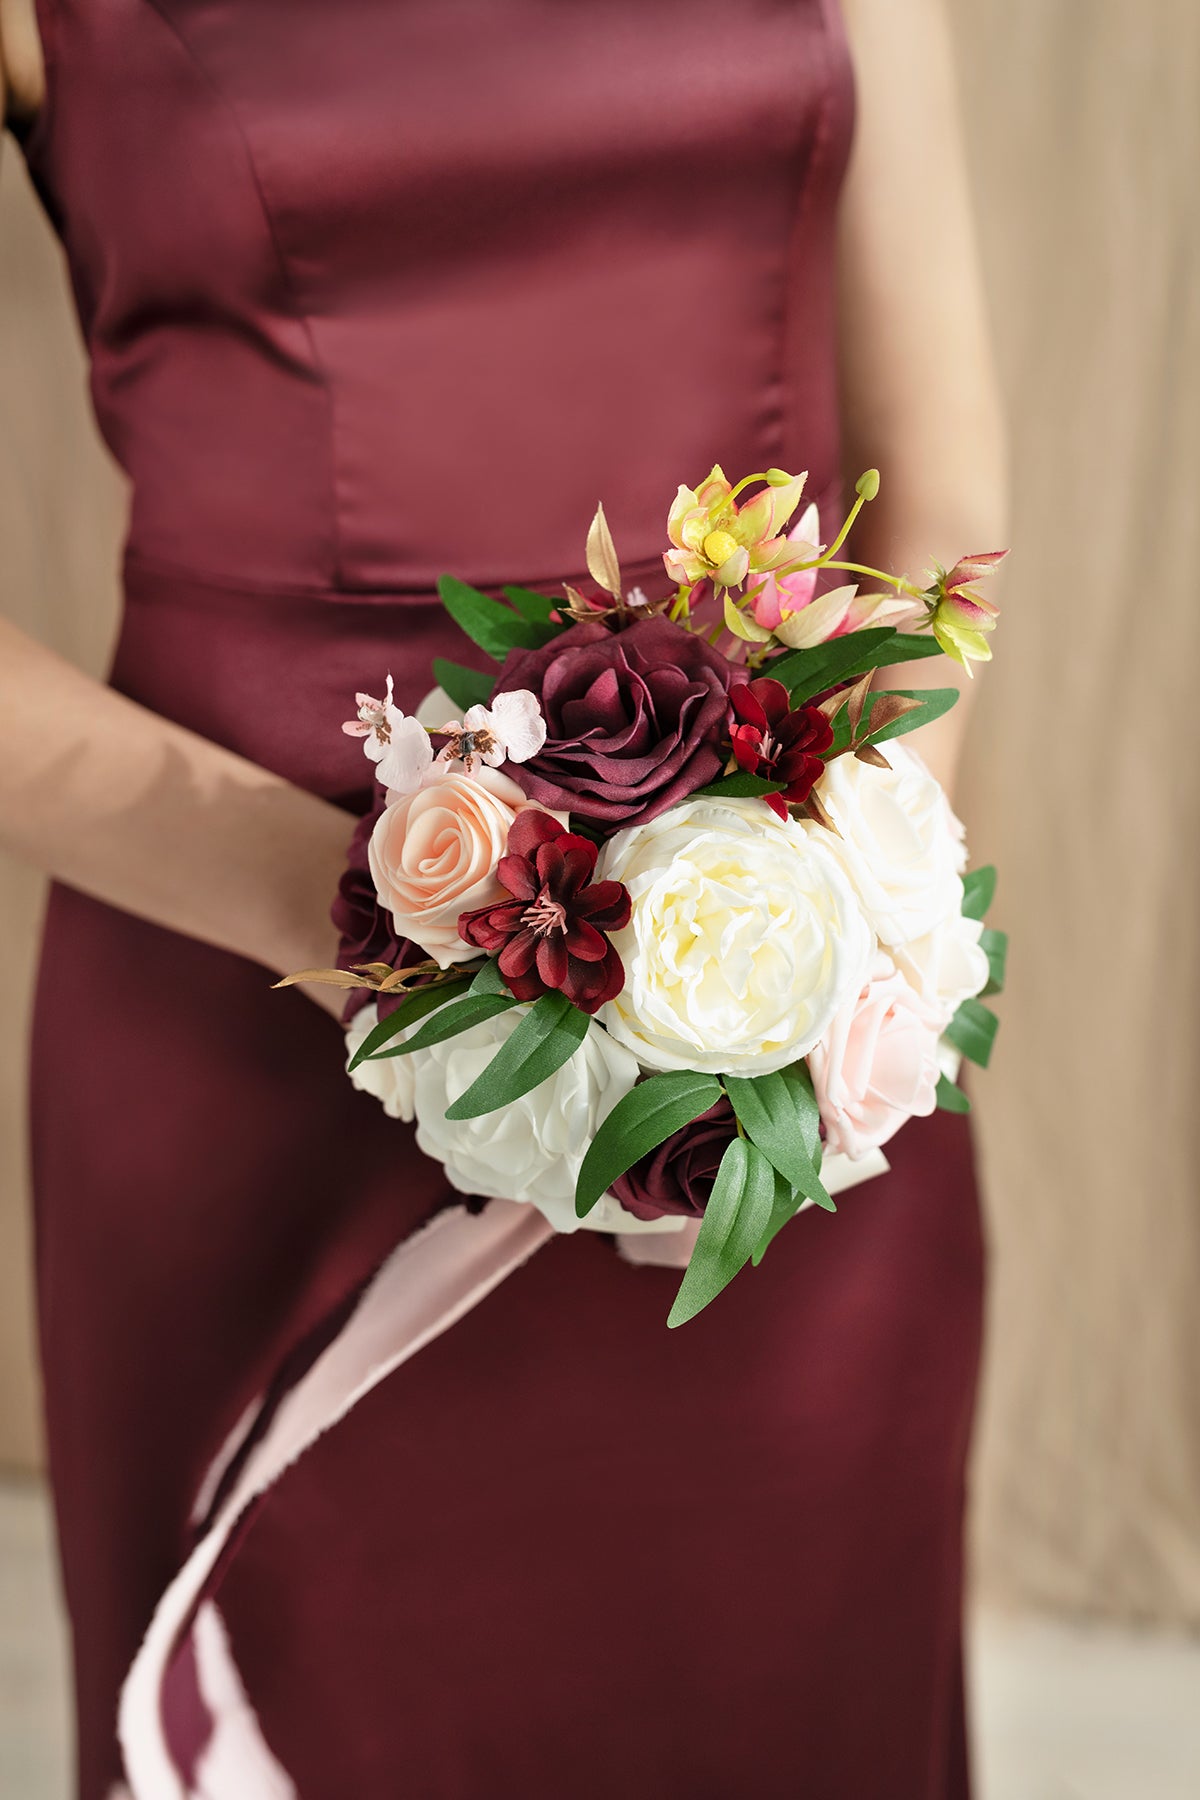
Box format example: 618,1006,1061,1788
458,810,631,1015
611,1100,739,1221
728,677,834,819
491,616,748,828
331,792,422,1022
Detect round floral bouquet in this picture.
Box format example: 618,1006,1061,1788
285,467,1006,1325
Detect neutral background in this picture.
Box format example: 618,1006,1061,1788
2,0,1198,1628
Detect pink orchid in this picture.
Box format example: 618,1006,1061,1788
435,689,547,775
663,466,808,590
342,676,435,794
749,503,823,630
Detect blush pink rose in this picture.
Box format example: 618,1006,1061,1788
368,767,555,968
808,952,942,1160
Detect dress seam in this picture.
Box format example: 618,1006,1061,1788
138,0,346,588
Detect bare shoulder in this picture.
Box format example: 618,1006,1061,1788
1,0,47,131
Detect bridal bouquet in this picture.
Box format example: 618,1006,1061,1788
283,468,1006,1325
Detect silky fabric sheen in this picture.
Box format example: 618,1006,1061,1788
19,3,982,1795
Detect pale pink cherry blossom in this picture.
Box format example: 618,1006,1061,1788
435,689,547,775
341,675,434,794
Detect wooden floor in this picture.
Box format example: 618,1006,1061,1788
3,1476,1198,1799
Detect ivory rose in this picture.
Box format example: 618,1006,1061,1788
808,952,942,1160
345,1003,416,1121
598,796,871,1075
814,741,968,946
409,1004,640,1233
368,767,555,968
892,911,990,1032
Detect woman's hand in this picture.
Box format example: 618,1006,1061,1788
838,0,1009,799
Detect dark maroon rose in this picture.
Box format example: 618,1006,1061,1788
491,616,748,827
331,793,422,1022
729,677,834,819
611,1099,739,1221
458,810,631,1015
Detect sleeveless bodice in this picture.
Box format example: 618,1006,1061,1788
23,0,853,594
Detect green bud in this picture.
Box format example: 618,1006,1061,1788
855,468,881,501
765,467,796,486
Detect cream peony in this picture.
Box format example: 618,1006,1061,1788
893,910,990,1031
345,1004,416,1121
597,796,871,1075
409,1006,640,1233
368,766,550,968
814,741,968,946
808,951,942,1160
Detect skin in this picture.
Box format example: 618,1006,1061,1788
838,0,1008,782
0,0,1005,1010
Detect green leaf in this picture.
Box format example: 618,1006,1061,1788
860,687,959,747
944,996,999,1069
667,1139,777,1328
770,629,945,708
347,977,473,1069
469,957,510,998
372,991,520,1061
935,1073,972,1114
980,926,1008,996
431,658,495,713
751,1167,804,1267
437,576,558,661
723,1067,833,1211
962,865,998,921
874,631,946,667
443,991,590,1120
693,771,786,801
574,1070,725,1218
769,627,898,704
502,584,562,626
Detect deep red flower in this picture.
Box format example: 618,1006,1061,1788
458,810,631,1015
611,1099,738,1221
728,677,834,819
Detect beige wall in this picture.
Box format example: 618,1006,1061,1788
0,148,125,1469
954,0,1200,1623
2,1,1198,1621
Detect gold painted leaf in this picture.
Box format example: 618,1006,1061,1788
585,502,623,598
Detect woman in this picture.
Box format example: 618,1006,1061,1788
1,0,1006,1795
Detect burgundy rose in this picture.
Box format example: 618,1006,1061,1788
331,793,422,1022
611,1099,739,1221
491,616,747,827
458,810,631,1015
729,677,834,819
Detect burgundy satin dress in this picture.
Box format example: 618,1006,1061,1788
18,3,983,1795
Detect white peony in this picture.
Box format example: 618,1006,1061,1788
409,1005,640,1233
892,910,990,1031
345,1003,416,1121
814,741,968,946
597,796,871,1075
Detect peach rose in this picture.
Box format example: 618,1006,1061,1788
808,952,942,1160
368,767,552,968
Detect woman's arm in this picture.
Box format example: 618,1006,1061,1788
0,0,42,125
0,620,353,1011
837,0,1008,794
